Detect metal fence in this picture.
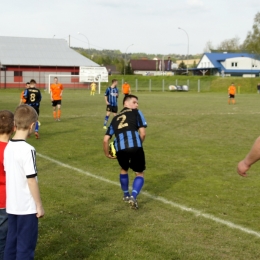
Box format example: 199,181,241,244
0,72,211,93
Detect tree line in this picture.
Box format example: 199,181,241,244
73,12,260,74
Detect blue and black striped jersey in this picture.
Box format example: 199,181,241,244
24,88,42,107
106,107,147,151
104,87,119,106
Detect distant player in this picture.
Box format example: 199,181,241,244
19,82,30,105
103,79,119,129
50,77,63,121
122,81,131,96
24,79,42,139
228,83,236,104
103,95,147,209
90,82,97,96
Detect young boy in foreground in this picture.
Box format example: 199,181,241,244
4,105,44,260
0,110,14,260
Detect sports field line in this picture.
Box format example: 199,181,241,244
37,152,260,239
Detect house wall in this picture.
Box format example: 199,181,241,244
197,56,214,68
222,57,260,70
0,66,88,89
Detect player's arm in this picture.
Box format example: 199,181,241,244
50,87,53,101
237,136,260,177
60,84,63,97
139,127,146,143
103,135,116,159
27,177,45,218
19,91,24,105
104,95,109,105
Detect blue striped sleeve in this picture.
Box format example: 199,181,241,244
137,110,147,128
24,89,28,98
106,125,115,137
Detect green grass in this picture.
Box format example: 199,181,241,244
2,89,260,259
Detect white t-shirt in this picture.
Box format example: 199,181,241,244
4,139,38,215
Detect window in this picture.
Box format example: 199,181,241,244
71,71,79,83
14,71,22,76
231,62,237,67
14,71,23,82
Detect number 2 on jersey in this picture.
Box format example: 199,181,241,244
117,115,128,129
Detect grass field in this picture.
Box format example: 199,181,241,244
2,88,260,259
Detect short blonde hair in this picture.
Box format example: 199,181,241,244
0,110,14,135
14,105,38,130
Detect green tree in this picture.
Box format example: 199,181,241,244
217,36,241,51
243,12,260,54
178,61,187,69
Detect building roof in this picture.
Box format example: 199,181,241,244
202,52,256,69
0,36,99,67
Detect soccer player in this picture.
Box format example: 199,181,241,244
90,82,97,96
0,110,14,260
50,77,63,121
19,82,30,105
122,81,131,96
103,79,119,129
103,94,147,209
24,79,42,139
4,105,44,260
228,83,236,104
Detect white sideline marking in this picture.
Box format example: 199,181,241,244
38,153,260,239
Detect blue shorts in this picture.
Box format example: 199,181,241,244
4,214,38,260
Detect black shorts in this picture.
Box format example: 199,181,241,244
116,147,146,173
229,94,235,98
31,106,39,116
52,100,62,107
106,105,118,113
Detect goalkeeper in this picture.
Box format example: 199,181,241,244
103,95,147,209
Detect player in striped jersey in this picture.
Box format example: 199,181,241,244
23,79,42,139
103,95,147,209
103,79,119,129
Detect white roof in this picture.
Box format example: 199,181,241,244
0,36,99,67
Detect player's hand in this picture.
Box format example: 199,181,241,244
106,154,117,159
36,205,45,218
106,102,110,105
237,160,250,177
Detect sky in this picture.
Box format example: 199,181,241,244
0,0,259,56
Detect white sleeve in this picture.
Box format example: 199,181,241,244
23,149,37,178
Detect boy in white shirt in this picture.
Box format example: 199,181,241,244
4,104,44,260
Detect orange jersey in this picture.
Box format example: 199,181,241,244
50,83,63,100
228,85,236,95
122,83,130,94
20,90,26,103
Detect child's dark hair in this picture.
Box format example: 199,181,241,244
123,94,138,105
0,110,14,135
112,79,117,84
30,79,36,84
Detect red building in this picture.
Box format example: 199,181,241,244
0,36,99,89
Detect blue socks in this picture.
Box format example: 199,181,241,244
104,116,109,126
132,176,144,199
35,121,39,132
119,174,130,197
